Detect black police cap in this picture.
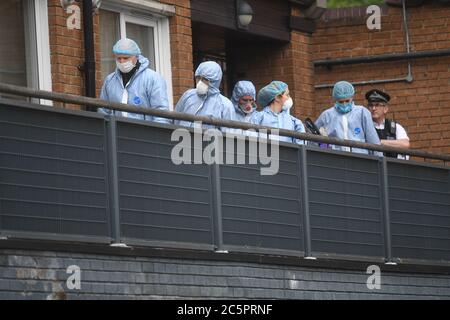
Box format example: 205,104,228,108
365,89,390,103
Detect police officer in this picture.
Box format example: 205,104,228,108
366,89,410,159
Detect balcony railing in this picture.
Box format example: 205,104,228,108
0,83,449,266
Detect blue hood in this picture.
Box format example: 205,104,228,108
195,61,222,96
231,80,256,113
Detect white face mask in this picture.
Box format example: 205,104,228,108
196,80,209,95
116,60,135,73
282,97,293,111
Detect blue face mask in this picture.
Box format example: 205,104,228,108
335,101,353,114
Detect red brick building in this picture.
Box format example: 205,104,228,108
2,0,449,155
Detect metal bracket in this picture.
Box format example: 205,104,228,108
110,243,131,248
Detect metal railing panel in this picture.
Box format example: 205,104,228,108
0,101,110,240
307,149,385,258
220,141,304,255
116,121,214,247
388,161,450,262
1,97,449,264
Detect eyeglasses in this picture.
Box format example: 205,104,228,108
368,102,386,108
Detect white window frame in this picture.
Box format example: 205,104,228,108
34,0,52,95
24,0,52,105
101,3,173,108
119,14,158,69
5,0,51,104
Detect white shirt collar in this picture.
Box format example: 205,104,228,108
374,119,386,129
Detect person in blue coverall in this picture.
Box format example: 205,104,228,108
229,80,257,135
315,81,381,154
174,61,234,130
99,38,170,124
250,81,305,144
231,80,257,123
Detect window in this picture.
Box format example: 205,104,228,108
99,5,173,107
0,0,51,99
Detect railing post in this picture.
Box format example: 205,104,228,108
299,146,314,258
0,197,3,239
105,116,122,245
210,162,225,252
379,157,394,263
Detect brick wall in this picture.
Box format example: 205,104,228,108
233,42,291,105
232,43,314,117
313,3,450,155
162,0,194,104
48,0,85,109
48,0,193,109
289,5,315,120
1,248,450,299
232,6,315,119
45,1,449,154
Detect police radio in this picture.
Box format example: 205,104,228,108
304,118,321,135
304,118,330,149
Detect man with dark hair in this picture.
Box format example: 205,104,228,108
366,89,410,159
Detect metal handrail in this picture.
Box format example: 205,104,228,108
0,82,449,163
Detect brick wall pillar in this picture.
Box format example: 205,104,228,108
249,5,315,120
164,0,194,104
288,31,315,120
48,0,103,109
47,0,83,109
232,37,314,120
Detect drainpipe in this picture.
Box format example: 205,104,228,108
82,0,96,110
401,0,413,83
315,0,416,88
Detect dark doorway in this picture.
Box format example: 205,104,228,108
192,21,290,99
192,22,229,96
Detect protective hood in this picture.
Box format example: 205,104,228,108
231,80,256,114
194,61,222,96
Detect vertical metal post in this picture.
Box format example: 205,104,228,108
380,157,393,263
0,191,2,238
210,163,225,252
299,146,313,258
106,116,121,244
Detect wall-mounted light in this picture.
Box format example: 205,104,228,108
236,0,254,30
289,0,327,20
60,0,75,10
60,0,102,12
302,0,327,20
